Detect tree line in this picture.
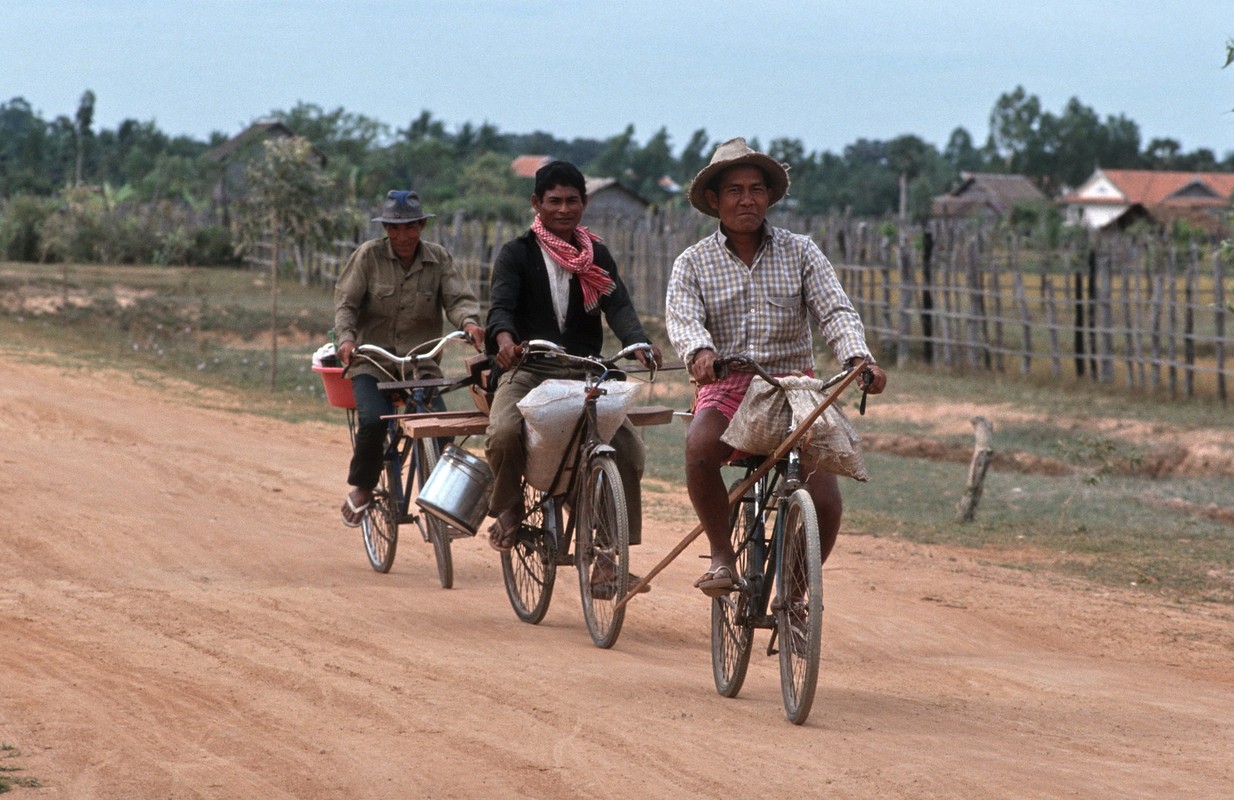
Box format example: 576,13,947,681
1,85,1232,265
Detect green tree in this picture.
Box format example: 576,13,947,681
74,90,96,186
988,85,1042,172
676,128,710,184
590,124,637,180
234,136,356,389
886,134,932,220
943,127,983,173
629,126,674,200
446,151,524,221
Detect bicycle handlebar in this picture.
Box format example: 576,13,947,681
355,330,468,366
521,340,658,381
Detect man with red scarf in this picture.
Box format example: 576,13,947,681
484,161,661,575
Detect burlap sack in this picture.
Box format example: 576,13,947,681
517,378,645,491
722,375,868,482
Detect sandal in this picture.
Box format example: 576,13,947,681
487,511,519,552
694,564,739,597
340,490,372,528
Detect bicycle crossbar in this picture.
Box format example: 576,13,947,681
615,360,869,610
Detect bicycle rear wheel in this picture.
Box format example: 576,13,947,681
575,456,629,649
500,485,559,624
362,462,399,573
412,436,453,589
712,478,757,698
777,488,823,725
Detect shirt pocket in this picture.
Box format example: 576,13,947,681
765,293,805,343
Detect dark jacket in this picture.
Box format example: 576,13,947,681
485,228,650,359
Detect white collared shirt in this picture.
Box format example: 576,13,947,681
540,244,572,331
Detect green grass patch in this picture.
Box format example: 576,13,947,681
0,744,41,793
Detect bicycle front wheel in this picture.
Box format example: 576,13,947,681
575,455,629,649
412,437,453,589
362,462,399,573
777,488,823,725
712,478,757,698
501,484,559,624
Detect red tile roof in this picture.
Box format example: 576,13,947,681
1064,169,1234,207
510,155,552,178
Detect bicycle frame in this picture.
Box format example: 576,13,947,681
729,449,807,646
522,357,626,564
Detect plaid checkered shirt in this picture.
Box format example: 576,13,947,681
666,223,872,374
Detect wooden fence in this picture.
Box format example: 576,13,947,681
249,210,1233,403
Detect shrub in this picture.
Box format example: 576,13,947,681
0,194,57,261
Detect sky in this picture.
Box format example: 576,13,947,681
6,0,1234,159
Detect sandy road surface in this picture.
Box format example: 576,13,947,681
2,355,1232,799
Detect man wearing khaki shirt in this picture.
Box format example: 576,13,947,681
334,190,484,527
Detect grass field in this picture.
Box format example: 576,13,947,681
3,260,1232,606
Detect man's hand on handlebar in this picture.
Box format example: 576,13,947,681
687,348,720,386
337,340,356,366
853,360,888,394
634,343,663,371
463,321,485,352
494,331,523,370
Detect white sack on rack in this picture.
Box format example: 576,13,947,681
517,379,645,491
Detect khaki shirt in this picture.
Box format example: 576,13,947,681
334,237,481,380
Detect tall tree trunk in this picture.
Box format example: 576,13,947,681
270,222,280,391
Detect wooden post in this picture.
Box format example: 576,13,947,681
1044,275,1062,376
1214,250,1228,405
921,228,936,364
896,230,915,367
955,416,994,523
1013,272,1031,375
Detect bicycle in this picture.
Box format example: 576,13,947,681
708,355,869,724
342,331,475,588
499,339,665,649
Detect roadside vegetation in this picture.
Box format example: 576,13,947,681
0,744,40,793
3,260,1232,607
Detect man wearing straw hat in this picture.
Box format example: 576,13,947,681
666,138,887,595
334,189,484,527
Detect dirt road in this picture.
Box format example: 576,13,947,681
2,354,1232,798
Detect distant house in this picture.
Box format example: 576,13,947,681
930,173,1047,220
510,155,552,179
206,119,327,226
584,177,650,218
1061,168,1234,234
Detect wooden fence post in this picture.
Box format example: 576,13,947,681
956,416,994,523
1215,250,1228,405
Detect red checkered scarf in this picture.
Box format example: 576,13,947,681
531,216,615,312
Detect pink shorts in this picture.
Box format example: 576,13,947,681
692,368,815,421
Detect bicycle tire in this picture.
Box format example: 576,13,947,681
413,436,453,589
777,488,823,725
712,478,757,698
362,461,399,573
575,455,629,649
500,485,559,624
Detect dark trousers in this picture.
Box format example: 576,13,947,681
347,374,445,490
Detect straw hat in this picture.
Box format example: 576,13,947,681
687,137,790,217
372,190,435,224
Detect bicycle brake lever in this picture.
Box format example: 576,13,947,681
858,366,873,415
